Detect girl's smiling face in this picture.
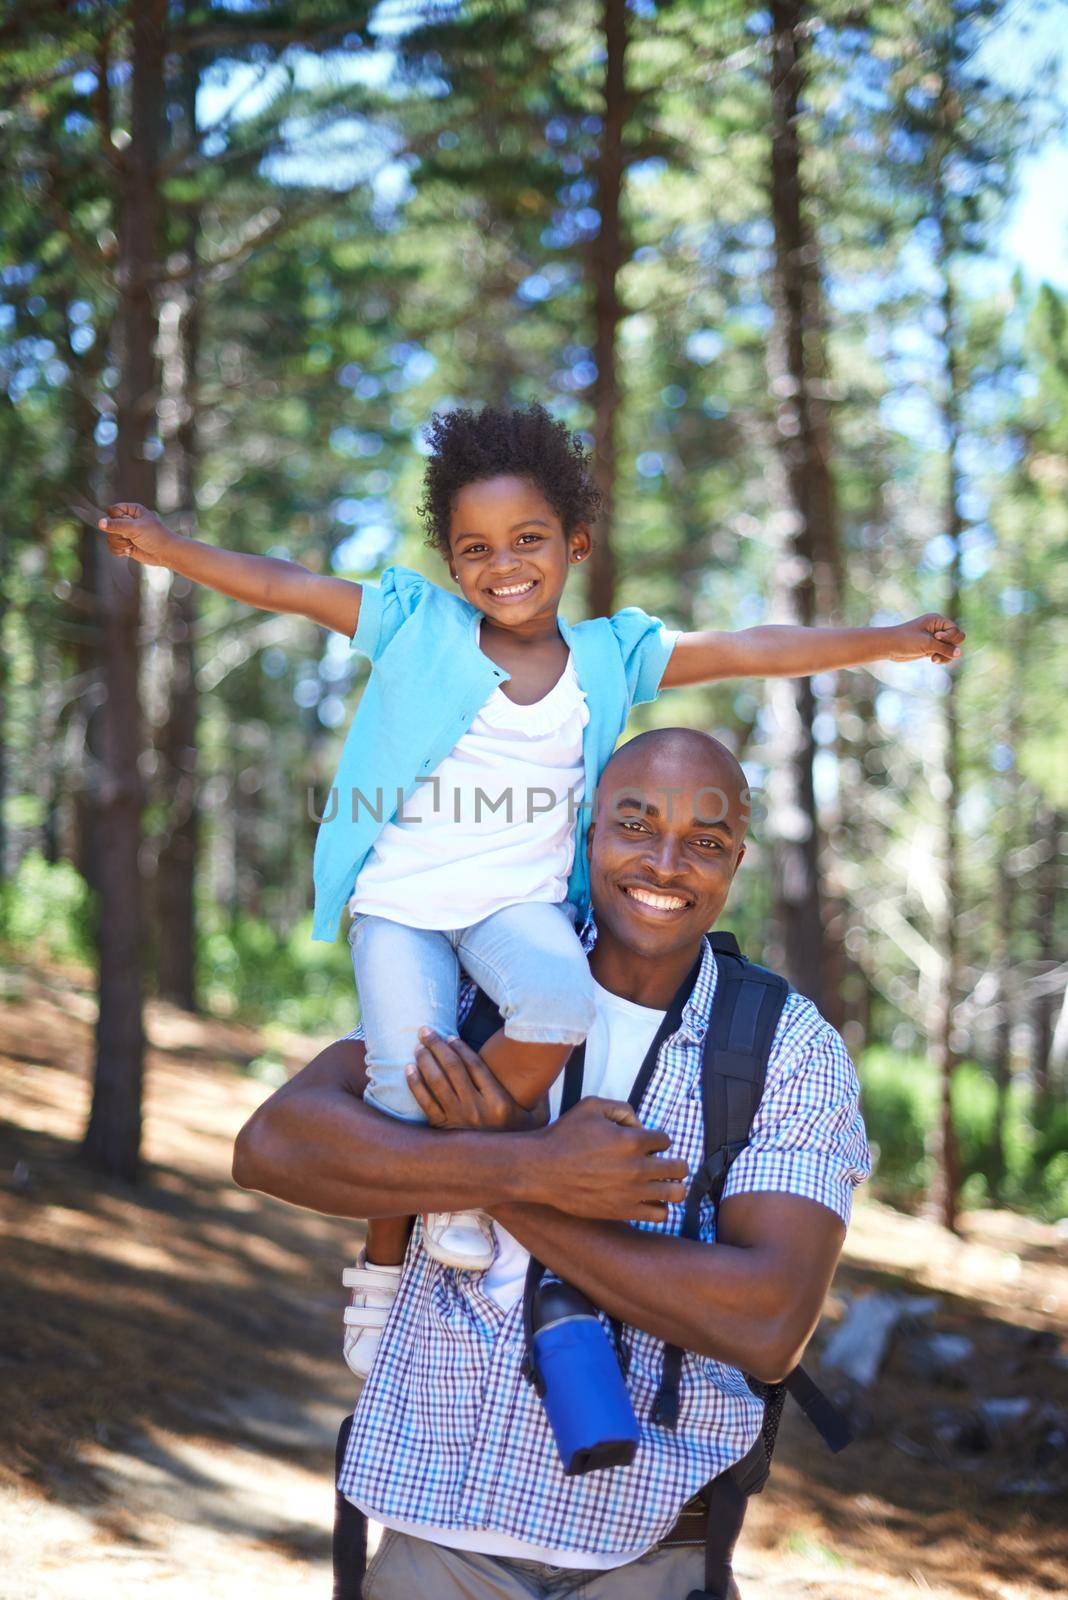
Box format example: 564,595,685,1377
446,474,592,631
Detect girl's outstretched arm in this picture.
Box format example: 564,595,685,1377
97,501,361,637
659,613,964,689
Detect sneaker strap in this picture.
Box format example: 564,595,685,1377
342,1303,393,1329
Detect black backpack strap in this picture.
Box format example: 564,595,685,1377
459,987,589,1113
561,1044,586,1115
652,947,787,1428
331,1414,367,1600
699,946,788,1176
685,1439,761,1600
784,1366,852,1453
521,1043,586,1390
653,946,853,1452
458,985,507,1053
682,1365,850,1600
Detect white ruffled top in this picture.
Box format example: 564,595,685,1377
350,639,590,931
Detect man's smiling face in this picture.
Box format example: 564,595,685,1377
587,730,749,963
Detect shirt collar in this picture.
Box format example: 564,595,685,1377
679,935,718,1044
579,916,717,1045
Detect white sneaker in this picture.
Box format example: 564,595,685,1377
341,1250,402,1378
423,1210,496,1271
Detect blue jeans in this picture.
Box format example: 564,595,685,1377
350,901,596,1122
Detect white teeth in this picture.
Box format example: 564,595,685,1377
489,580,536,597
625,888,688,911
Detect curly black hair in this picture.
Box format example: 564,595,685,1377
418,402,601,555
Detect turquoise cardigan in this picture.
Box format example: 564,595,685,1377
311,566,678,941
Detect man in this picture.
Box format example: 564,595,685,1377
234,729,870,1599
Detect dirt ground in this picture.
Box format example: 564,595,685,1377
1,958,1066,1600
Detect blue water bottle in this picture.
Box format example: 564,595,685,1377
526,1277,640,1476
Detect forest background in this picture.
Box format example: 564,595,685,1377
2,4,1068,1593
1,0,1067,1241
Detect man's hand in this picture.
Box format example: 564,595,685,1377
533,1098,689,1223
99,502,179,567
408,1031,688,1224
887,613,965,664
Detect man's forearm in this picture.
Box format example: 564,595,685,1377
235,1040,692,1226
494,1201,821,1384
234,1067,533,1218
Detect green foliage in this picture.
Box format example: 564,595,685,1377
0,852,94,965
859,1047,1068,1221
0,854,355,1035
198,910,356,1036
1026,1105,1068,1219
858,1047,933,1195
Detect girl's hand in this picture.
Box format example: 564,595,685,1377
408,1032,688,1223
888,613,965,665
99,502,178,567
407,1030,543,1132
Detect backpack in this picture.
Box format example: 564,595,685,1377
460,930,852,1600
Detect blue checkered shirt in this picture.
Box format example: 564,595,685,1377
337,932,869,1557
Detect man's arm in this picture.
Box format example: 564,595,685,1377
659,612,964,689
409,1030,849,1384
99,502,361,636
232,1036,689,1223
233,1039,531,1217
491,1194,844,1384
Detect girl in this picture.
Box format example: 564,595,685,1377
100,402,963,1377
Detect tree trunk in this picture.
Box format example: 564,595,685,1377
154,52,201,1011
989,523,1028,1201
764,0,838,1020
988,833,1016,1202
800,260,844,614
928,142,964,1234
0,476,9,879
806,263,852,1023
587,0,628,620
932,628,962,1233
82,0,166,1181
36,622,62,865
154,418,200,1005
71,523,104,888
1031,804,1061,1115
63,311,108,888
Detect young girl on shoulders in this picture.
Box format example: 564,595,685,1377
100,402,962,1376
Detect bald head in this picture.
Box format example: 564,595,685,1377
597,728,750,839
